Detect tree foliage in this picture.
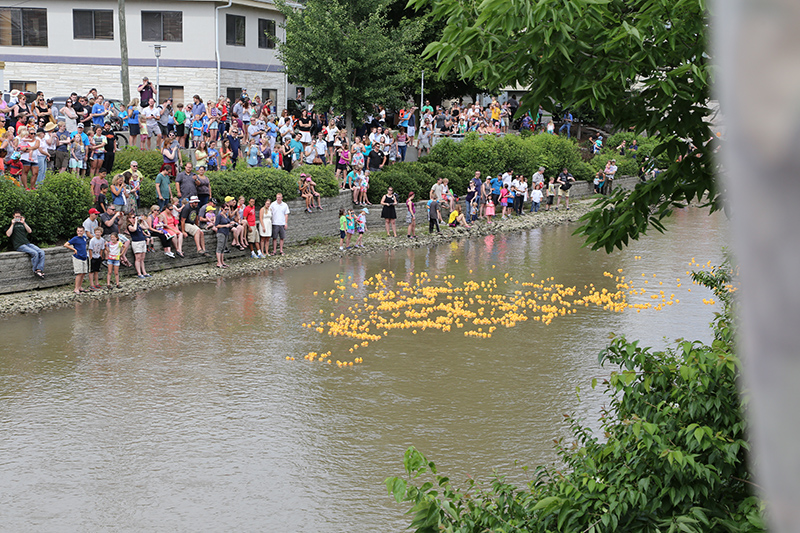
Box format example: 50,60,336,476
409,0,718,252
277,0,415,133
387,260,766,532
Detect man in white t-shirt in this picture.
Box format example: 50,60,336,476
141,98,161,149
269,192,290,255
429,177,446,201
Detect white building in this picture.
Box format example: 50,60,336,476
0,0,293,106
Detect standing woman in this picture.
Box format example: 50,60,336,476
16,126,39,190
297,110,313,145
161,131,180,177
241,100,252,142
220,138,233,170
281,136,294,173
195,140,209,169
258,198,272,256
125,98,140,148
396,127,408,162
335,142,350,188
62,99,79,134
405,191,417,239
380,186,398,237
109,174,127,212
127,212,151,278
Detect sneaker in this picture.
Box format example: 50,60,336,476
165,251,176,258
339,246,344,250
144,274,152,278
138,275,146,279
251,251,258,258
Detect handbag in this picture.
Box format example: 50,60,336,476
313,155,323,165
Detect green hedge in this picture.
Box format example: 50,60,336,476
112,146,165,179
590,132,661,177
425,132,595,181
207,167,301,204
0,173,93,248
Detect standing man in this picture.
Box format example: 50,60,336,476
175,162,197,204
603,158,618,195
269,192,290,256
158,98,173,138
558,110,573,138
531,166,546,189
141,98,161,150
490,174,503,206
242,198,264,258
555,167,575,210
100,122,117,174
180,196,208,255
6,210,45,279
91,95,108,128
138,77,155,107
155,165,174,210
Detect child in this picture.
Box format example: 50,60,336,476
355,207,368,247
204,204,217,229
246,140,260,168
63,226,89,294
529,184,543,213
88,227,105,290
130,172,141,210
69,136,87,176
345,208,356,249
338,208,347,250
593,171,603,194
191,117,203,147
106,232,122,289
484,197,495,223
96,183,109,213
207,141,218,171
499,185,509,219
546,177,556,211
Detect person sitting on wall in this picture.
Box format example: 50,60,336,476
6,210,45,279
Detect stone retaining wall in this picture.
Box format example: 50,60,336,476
0,176,639,295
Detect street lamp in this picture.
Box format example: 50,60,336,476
151,44,166,103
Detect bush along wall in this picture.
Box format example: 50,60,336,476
0,172,93,249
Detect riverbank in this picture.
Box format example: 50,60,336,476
0,199,596,318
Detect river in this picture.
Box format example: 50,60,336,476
0,207,728,532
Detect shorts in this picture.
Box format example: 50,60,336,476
107,259,120,266
405,212,414,224
129,123,141,136
215,233,228,254
407,126,416,138
55,151,69,169
546,195,554,205
185,223,200,236
90,257,103,273
272,224,286,240
131,240,147,254
558,188,570,197
93,153,105,161
247,225,258,243
69,159,86,169
72,257,89,274
158,123,168,136
339,230,346,239
176,124,185,137
146,124,158,137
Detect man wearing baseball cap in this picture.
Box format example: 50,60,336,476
180,196,208,256
82,207,101,236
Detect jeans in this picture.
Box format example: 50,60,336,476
558,123,571,138
37,154,48,185
398,145,407,162
157,197,168,210
530,202,540,213
464,201,473,221
17,243,46,273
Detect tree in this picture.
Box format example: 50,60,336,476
408,0,718,252
277,0,415,136
387,262,766,532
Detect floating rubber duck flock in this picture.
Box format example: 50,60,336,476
289,256,737,368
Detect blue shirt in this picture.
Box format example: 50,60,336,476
92,103,106,126
490,177,502,195
70,131,90,146
68,235,88,261
290,139,303,159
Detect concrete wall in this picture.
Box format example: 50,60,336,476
1,0,286,104
0,176,641,294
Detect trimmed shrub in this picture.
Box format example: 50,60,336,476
112,146,164,179
0,173,93,248
425,132,595,182
207,167,300,204
290,164,338,198
589,152,639,178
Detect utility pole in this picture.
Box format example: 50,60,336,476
118,0,130,103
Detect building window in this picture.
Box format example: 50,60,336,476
73,10,114,40
258,19,276,49
10,81,37,92
262,89,277,108
141,11,182,42
0,8,48,47
159,85,184,104
226,14,245,46
226,88,242,103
